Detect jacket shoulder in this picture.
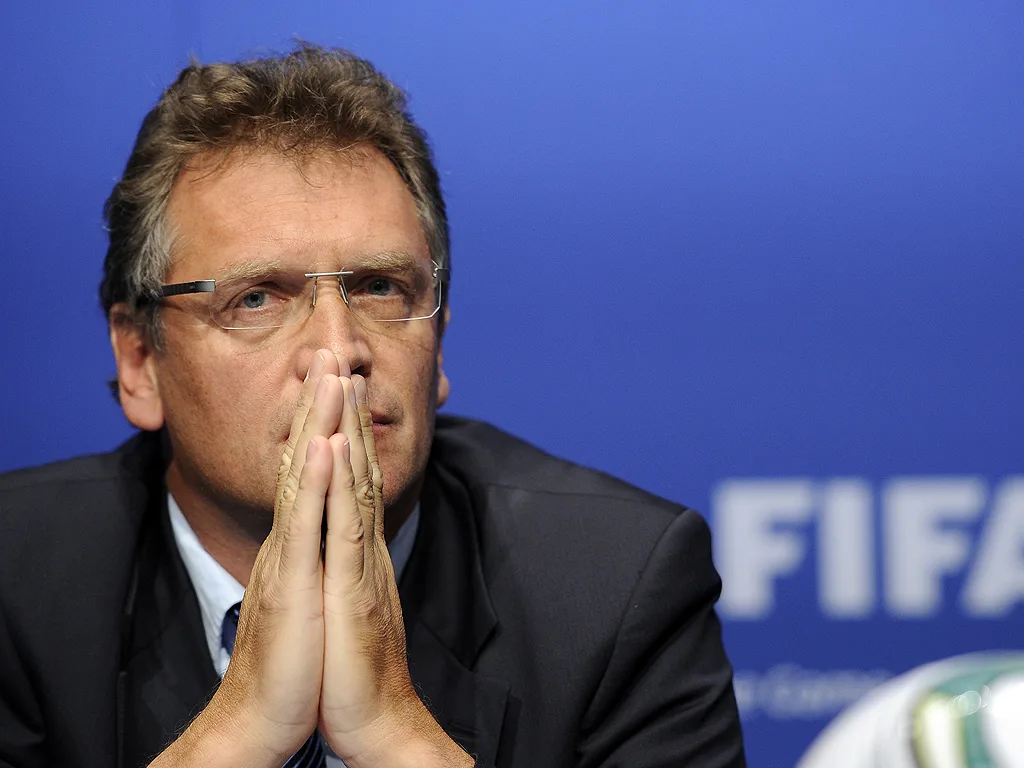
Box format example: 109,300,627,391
0,433,162,581
0,434,156,526
431,415,707,600
0,448,131,494
433,415,684,517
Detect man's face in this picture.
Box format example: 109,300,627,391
138,147,448,530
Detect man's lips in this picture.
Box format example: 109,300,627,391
370,412,395,441
278,410,394,444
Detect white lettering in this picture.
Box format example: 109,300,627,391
715,480,813,618
883,477,985,616
818,479,874,617
962,478,1024,616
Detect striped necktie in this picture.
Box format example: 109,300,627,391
222,603,327,768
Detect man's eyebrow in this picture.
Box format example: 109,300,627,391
344,250,424,271
214,259,295,282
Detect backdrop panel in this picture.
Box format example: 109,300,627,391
2,2,1022,765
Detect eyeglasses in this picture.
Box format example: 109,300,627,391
157,260,449,331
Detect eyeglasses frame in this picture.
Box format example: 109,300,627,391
155,262,449,329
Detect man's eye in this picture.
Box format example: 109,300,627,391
241,291,268,309
366,278,396,296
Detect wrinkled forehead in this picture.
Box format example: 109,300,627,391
162,145,430,280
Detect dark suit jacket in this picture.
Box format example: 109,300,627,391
0,416,745,767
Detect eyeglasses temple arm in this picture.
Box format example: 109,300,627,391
159,280,216,297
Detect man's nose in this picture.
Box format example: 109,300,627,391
306,279,373,375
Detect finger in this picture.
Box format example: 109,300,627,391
339,377,375,543
352,374,384,542
278,434,333,580
333,349,352,379
276,374,345,528
279,350,341,480
323,433,364,587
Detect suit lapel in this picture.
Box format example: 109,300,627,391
120,481,219,768
400,461,512,766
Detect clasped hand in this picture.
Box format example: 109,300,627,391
199,350,466,768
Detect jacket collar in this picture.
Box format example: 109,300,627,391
399,456,511,766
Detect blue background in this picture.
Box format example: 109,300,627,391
1,2,1021,765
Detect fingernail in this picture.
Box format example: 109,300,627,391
353,375,367,405
340,435,350,462
306,437,319,460
308,353,325,382
347,379,358,409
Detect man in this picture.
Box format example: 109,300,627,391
0,44,745,767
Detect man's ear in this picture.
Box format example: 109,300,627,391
436,305,450,408
109,305,164,431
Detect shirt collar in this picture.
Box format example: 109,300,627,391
167,495,245,671
168,494,420,675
